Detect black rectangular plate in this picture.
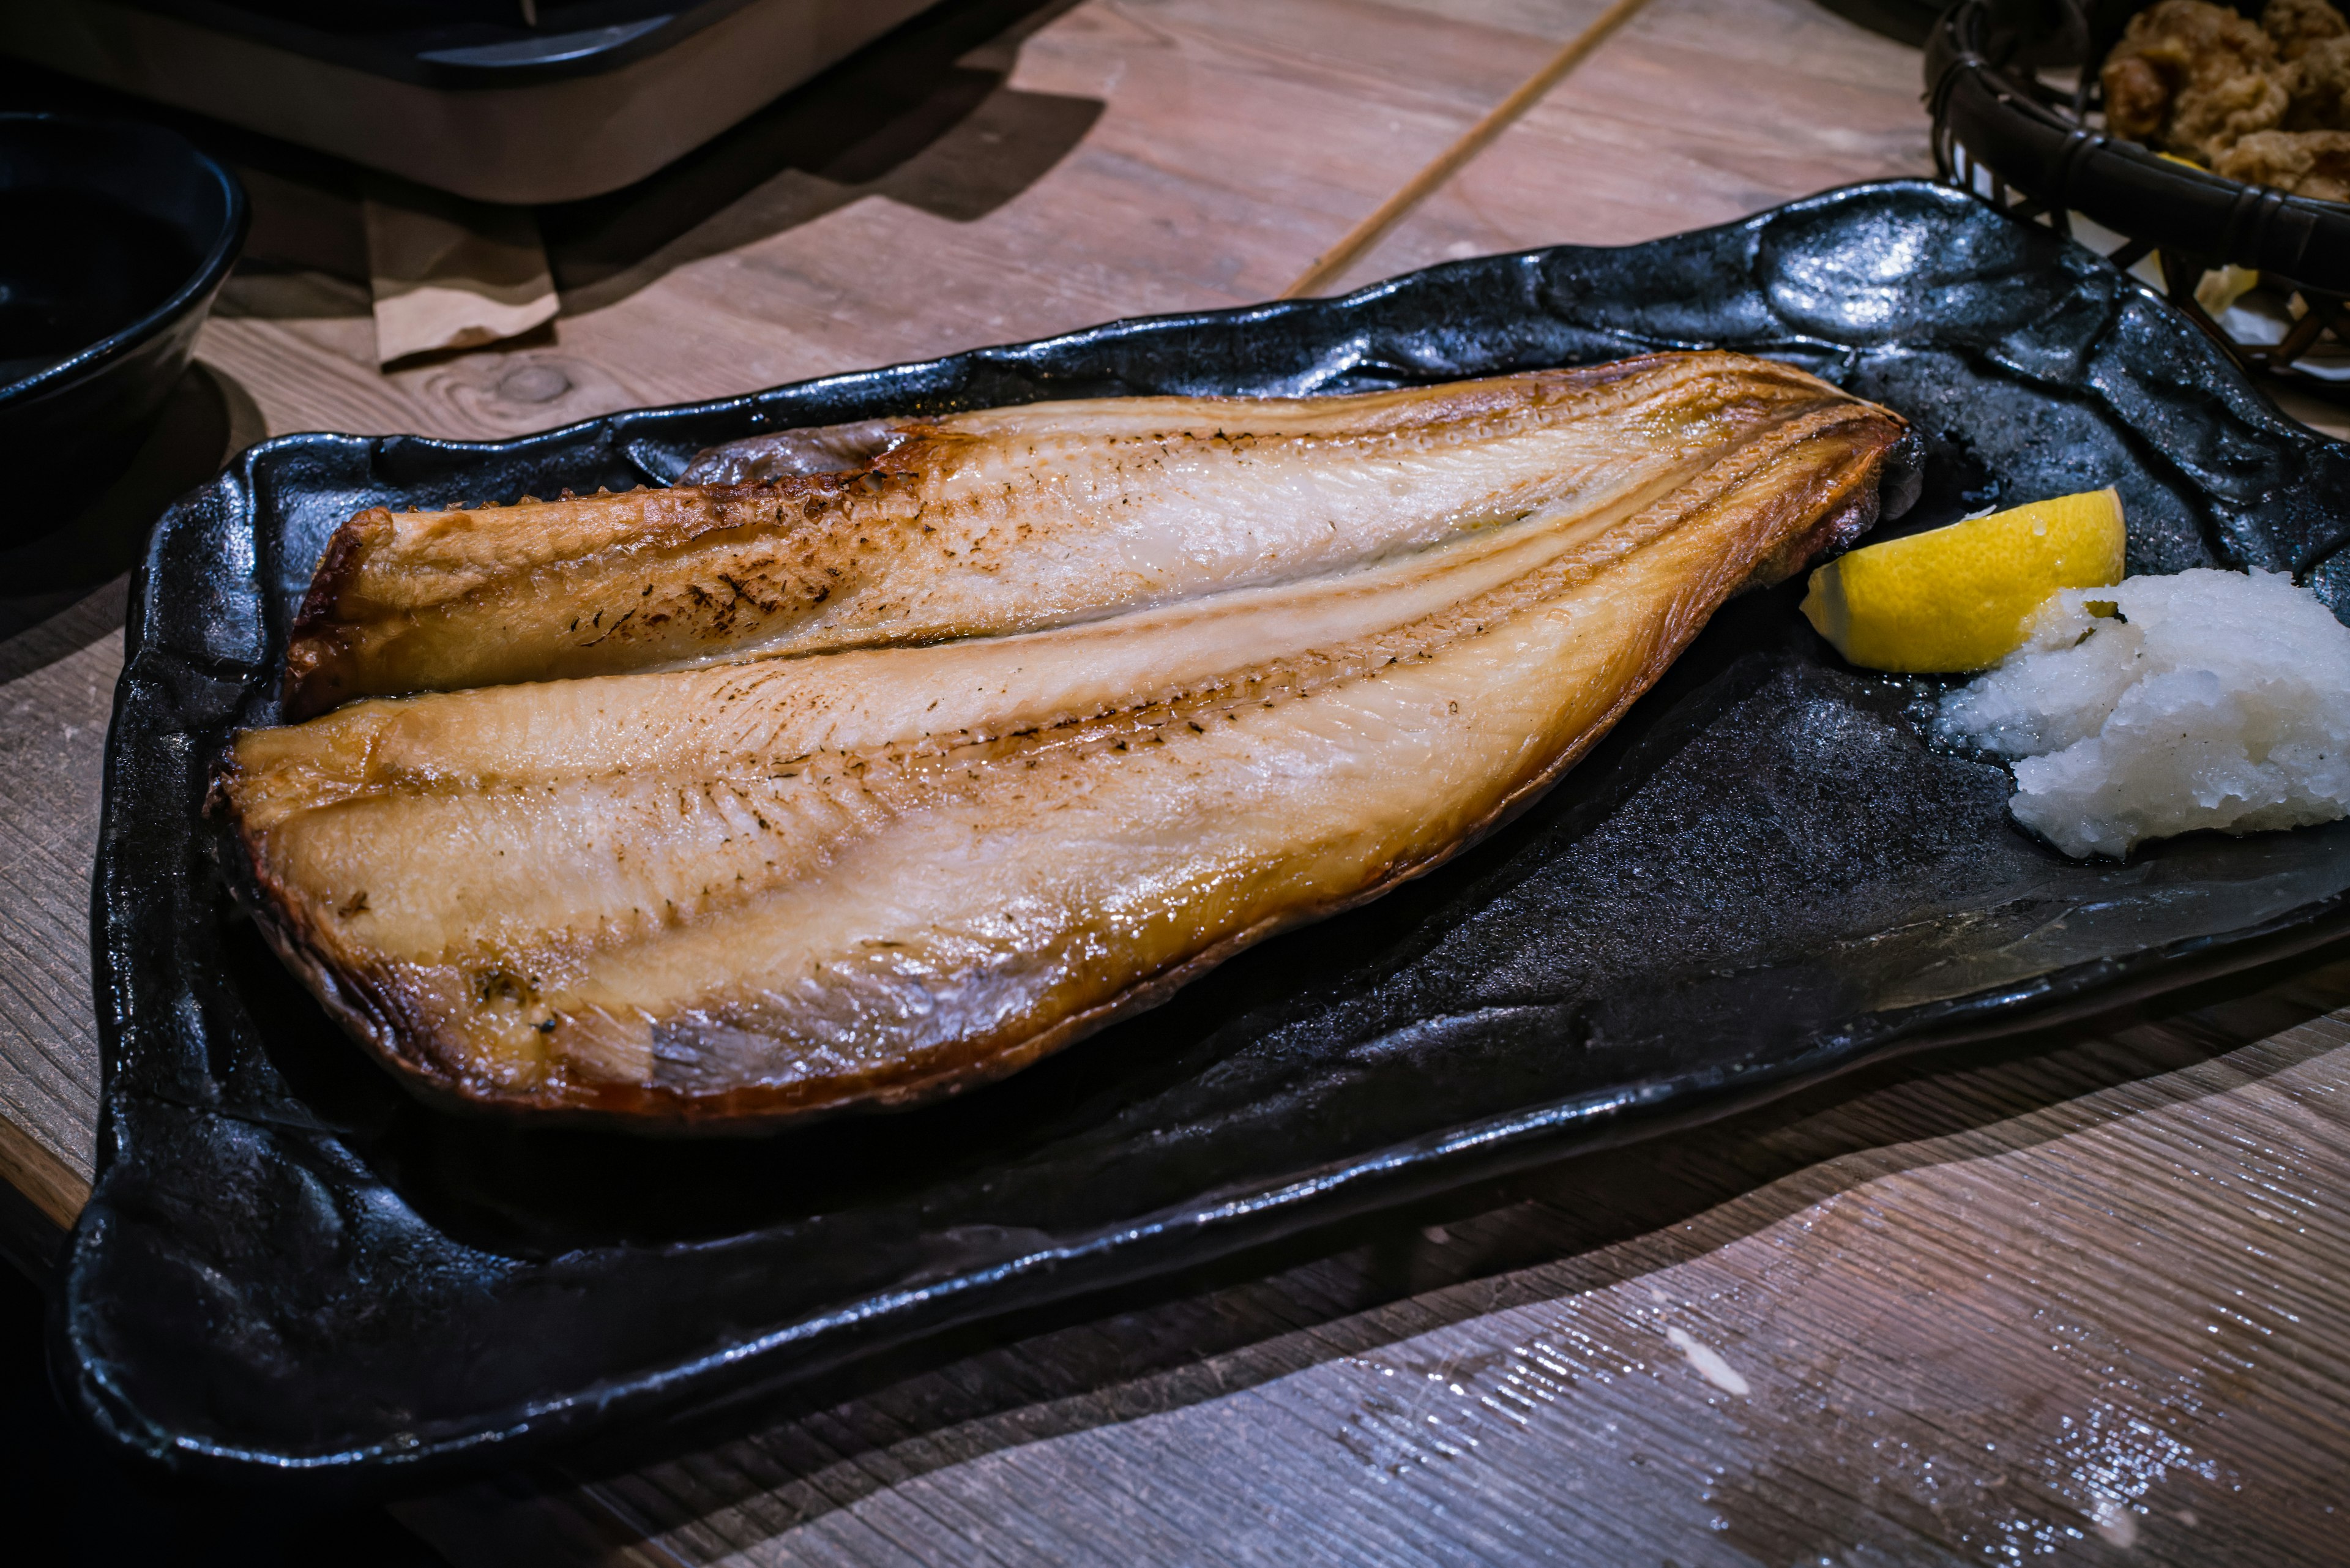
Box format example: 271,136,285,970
65,181,2350,1484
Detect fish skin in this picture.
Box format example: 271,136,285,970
228,354,1905,1129
282,353,1869,719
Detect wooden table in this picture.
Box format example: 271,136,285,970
6,1,2349,1561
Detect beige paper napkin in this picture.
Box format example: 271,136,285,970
362,181,558,365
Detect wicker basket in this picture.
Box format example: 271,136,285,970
1927,0,2350,398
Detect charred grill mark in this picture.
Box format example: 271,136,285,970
581,609,636,647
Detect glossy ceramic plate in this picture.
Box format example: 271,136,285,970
65,181,2350,1484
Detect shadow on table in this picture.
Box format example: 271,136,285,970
541,0,1104,315
0,362,264,661
402,947,2349,1559
0,1263,444,1567
6,0,1104,332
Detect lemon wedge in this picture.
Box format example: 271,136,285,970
1800,488,2127,673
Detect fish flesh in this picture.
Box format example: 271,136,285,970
225,353,1904,1126
235,356,1903,1123
286,353,1877,716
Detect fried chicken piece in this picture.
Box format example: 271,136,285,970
2176,69,2292,158
2102,1,2285,160
2099,0,2350,199
2215,127,2350,199
2285,35,2350,127
2265,0,2349,61
2104,53,2174,143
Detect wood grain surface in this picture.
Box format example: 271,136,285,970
1281,0,1659,296
0,595,113,1225
394,963,2350,1566
6,0,2350,1561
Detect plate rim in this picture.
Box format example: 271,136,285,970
65,177,2350,1482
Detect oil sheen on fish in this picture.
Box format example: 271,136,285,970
285,352,1882,717
226,353,1905,1126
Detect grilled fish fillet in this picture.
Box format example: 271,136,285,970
226,353,1904,1126
286,352,1875,716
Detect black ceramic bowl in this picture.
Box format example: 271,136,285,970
0,114,247,532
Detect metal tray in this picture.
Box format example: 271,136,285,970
62,180,2350,1485
1,0,938,203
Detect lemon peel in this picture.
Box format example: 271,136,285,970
1800,488,2126,673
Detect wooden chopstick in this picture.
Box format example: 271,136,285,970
1281,0,1657,299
